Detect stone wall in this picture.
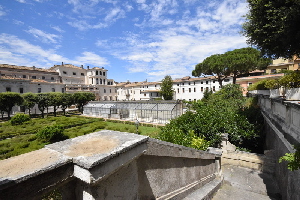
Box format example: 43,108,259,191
259,96,300,200
0,130,222,200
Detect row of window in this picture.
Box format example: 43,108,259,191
6,87,64,93
63,71,85,76
177,86,216,93
1,74,56,80
176,81,216,86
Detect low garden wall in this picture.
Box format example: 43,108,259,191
0,130,222,200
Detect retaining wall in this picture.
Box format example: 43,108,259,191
259,96,300,200
0,130,222,200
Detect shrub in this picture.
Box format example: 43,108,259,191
36,125,68,143
265,79,280,89
247,80,268,91
10,113,31,125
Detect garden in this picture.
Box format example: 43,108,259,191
0,114,160,160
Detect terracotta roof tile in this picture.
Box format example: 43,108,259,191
0,64,57,73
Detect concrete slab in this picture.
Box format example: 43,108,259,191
0,148,70,188
46,130,149,169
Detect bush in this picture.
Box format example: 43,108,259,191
36,125,68,143
10,113,31,125
247,80,268,91
265,79,280,89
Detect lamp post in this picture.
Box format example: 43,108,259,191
135,119,139,134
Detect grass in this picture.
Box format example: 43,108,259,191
0,115,161,160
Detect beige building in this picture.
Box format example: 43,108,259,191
266,56,300,74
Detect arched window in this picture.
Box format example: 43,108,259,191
100,79,102,84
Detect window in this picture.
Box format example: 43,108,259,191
182,83,184,85
42,76,45,79
104,89,106,93
201,81,203,84
103,72,106,76
182,88,185,93
177,88,179,93
51,77,54,80
52,88,55,92
224,79,230,82
248,82,253,86
23,75,27,78
177,84,179,86
96,78,99,84
73,72,77,75
213,86,216,91
189,88,191,93
62,88,65,93
38,88,41,93
194,82,195,85
201,87,203,92
213,80,215,83
206,81,208,84
100,71,102,75
32,76,36,79
194,88,196,92
189,82,191,85
144,94,146,96
206,87,209,91
63,71,67,74
81,73,84,76
19,88,24,93
6,87,11,92
96,71,98,75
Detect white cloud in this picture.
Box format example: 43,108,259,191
74,51,109,66
26,27,61,44
51,26,65,33
0,34,108,68
106,0,249,81
0,6,6,17
15,0,26,3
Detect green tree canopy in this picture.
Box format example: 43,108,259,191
0,92,23,119
22,93,37,117
242,0,300,58
224,47,271,84
73,92,95,113
192,54,229,88
192,48,270,86
160,75,174,100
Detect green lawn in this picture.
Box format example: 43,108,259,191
0,116,161,160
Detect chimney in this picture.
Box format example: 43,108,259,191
87,66,90,69
62,62,64,66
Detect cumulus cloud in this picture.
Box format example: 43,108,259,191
0,6,6,17
0,34,108,68
108,0,249,81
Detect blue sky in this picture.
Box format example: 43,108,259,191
0,0,249,82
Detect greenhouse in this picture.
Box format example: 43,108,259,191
83,101,183,124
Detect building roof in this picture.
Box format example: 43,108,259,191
0,64,57,73
236,73,284,82
51,64,83,70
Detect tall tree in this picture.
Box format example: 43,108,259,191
224,47,271,84
242,0,300,58
22,93,37,117
0,92,23,119
73,92,95,113
192,54,230,87
160,75,174,100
